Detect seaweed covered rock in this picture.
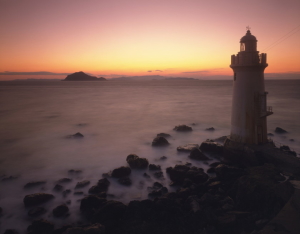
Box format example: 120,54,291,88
126,154,149,169
23,193,54,207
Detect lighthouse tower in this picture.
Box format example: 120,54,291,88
229,29,273,145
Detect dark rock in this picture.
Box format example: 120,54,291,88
157,133,171,138
126,154,149,169
153,171,164,179
143,172,151,178
177,143,199,152
74,191,84,195
267,133,274,136
53,225,73,234
67,132,84,138
53,184,63,192
27,219,54,234
199,140,224,154
275,127,288,134
149,164,161,171
80,195,107,215
28,207,46,217
152,136,169,146
63,223,105,234
63,189,71,197
205,127,215,131
148,182,168,198
209,162,221,168
57,178,72,183
280,145,290,151
118,177,132,186
89,178,110,194
1,175,19,181
64,71,106,81
215,164,245,181
214,136,228,144
207,167,215,173
68,169,82,174
189,148,209,160
52,204,69,217
23,193,54,206
4,230,19,234
24,181,46,189
289,139,295,142
160,156,167,160
75,180,90,189
111,166,131,178
102,172,110,178
173,125,192,131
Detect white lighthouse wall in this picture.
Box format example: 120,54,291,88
230,68,267,144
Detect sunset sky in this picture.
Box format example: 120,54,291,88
0,0,299,80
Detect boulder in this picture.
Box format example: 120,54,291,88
23,193,54,207
173,125,192,131
118,177,132,186
153,171,164,179
189,148,209,161
111,166,131,178
149,164,161,171
89,178,110,194
152,136,169,146
80,195,107,215
52,204,69,217
148,182,168,198
57,178,72,183
143,173,151,178
28,207,46,217
157,133,171,138
63,223,105,234
205,127,215,131
199,140,224,154
27,219,54,234
68,169,82,174
177,143,199,152
53,184,63,192
215,164,245,181
67,132,84,138
160,156,167,160
126,154,149,169
24,181,46,189
75,180,90,189
275,127,288,134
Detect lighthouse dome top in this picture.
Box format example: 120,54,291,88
240,30,257,42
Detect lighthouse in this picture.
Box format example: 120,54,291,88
229,29,273,145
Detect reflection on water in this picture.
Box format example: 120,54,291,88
0,79,299,231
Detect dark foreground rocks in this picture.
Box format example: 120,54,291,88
152,136,169,146
173,124,193,131
126,154,149,169
23,193,54,206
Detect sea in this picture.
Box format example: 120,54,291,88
0,79,299,231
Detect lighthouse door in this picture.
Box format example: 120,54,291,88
257,126,263,144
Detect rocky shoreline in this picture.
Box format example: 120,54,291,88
1,126,300,234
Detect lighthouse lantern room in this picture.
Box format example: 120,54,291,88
229,28,273,145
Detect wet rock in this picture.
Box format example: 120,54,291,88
126,154,149,169
57,178,72,183
157,133,171,138
67,132,84,138
152,136,169,146
27,219,54,234
74,191,84,195
215,164,245,181
189,148,209,160
289,138,295,142
167,164,208,184
23,193,54,207
28,207,46,217
118,177,132,186
111,166,131,178
280,145,291,151
267,133,274,136
63,189,71,197
207,167,216,173
160,156,167,160
52,204,69,217
153,171,164,179
80,195,107,215
199,140,224,154
275,127,288,134
68,169,82,174
88,178,110,194
148,182,168,198
177,143,199,152
4,230,19,234
24,181,46,189
63,223,105,234
209,162,221,168
214,136,228,144
1,175,19,181
149,164,161,171
75,180,90,189
143,172,151,178
173,125,192,131
205,127,215,131
53,184,63,192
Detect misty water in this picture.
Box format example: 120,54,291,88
0,79,299,231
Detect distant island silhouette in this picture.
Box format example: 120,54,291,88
63,71,106,81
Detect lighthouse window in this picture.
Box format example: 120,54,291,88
234,73,236,81
240,43,245,51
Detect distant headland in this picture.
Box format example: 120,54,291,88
63,71,106,81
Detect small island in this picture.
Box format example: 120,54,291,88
63,71,106,81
